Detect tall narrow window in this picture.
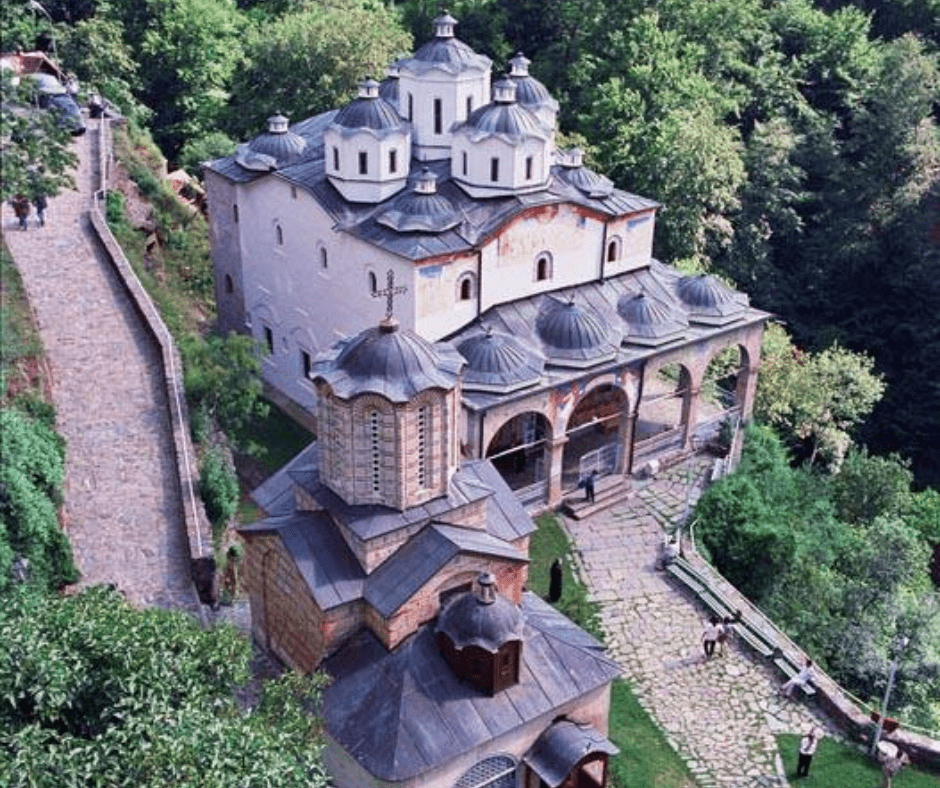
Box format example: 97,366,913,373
368,271,377,294
224,274,233,294
417,404,429,488
433,98,442,134
370,410,381,493
320,247,328,269
459,277,473,301
275,224,283,245
263,326,274,355
607,237,621,262
389,148,397,174
466,96,473,116
462,151,468,176
490,157,499,183
291,186,298,199
233,204,239,223
407,93,413,121
536,254,552,281
358,151,368,175
332,146,339,171
301,350,311,378
525,155,533,180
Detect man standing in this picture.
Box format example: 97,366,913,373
584,469,596,503
796,727,820,778
33,192,47,227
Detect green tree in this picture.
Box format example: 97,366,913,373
0,408,78,592
0,585,329,788
199,446,238,537
0,71,78,201
181,332,268,453
224,1,411,141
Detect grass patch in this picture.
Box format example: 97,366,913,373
528,514,698,788
0,244,45,401
608,681,697,788
777,735,938,787
240,397,314,477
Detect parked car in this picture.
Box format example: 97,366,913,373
32,72,86,136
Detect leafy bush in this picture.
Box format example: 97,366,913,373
104,189,125,225
199,447,238,540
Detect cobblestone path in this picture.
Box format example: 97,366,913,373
2,120,200,611
564,460,839,788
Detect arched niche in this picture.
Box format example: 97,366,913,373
561,383,629,490
485,411,551,493
634,362,691,468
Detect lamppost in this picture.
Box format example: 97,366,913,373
28,1,58,65
870,635,910,756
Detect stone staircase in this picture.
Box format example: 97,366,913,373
561,474,635,519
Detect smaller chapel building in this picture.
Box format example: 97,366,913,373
239,313,622,788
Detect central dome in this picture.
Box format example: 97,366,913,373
436,573,523,651
333,80,404,132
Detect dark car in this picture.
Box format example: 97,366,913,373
33,73,86,136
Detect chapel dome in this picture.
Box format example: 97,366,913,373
408,14,491,72
508,53,559,116
378,63,400,106
616,292,688,345
312,318,463,403
556,148,614,198
436,573,523,652
536,297,619,366
376,169,461,233
460,79,547,142
456,328,544,393
242,114,307,168
677,274,737,309
333,80,405,132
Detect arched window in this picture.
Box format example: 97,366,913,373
332,146,339,171
433,98,443,134
275,224,284,246
457,273,475,302
490,157,499,183
462,151,468,176
466,96,473,117
368,271,378,294
525,155,533,180
535,253,552,282
320,246,328,269
358,151,368,175
389,148,397,174
224,274,233,294
370,410,382,493
407,93,413,122
607,236,622,262
232,204,239,223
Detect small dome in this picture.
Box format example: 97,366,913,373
677,274,737,308
376,169,461,233
460,96,548,142
436,573,523,652
508,53,559,115
378,63,400,106
243,114,307,168
408,15,491,72
313,320,463,403
332,80,405,132
457,328,544,393
617,292,688,345
556,149,613,198
536,297,619,366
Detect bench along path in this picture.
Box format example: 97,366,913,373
2,120,200,612
563,459,837,788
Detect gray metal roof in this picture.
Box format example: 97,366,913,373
677,274,749,324
376,170,461,233
523,721,618,788
331,85,405,134
616,291,689,345
535,296,621,367
322,592,621,782
436,579,524,650
403,24,491,75
456,328,545,393
244,115,308,168
312,321,464,403
457,98,549,143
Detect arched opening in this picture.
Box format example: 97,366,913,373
368,271,378,295
275,224,283,246
224,274,233,294
535,253,552,282
562,384,628,490
486,412,550,497
319,247,328,269
458,273,475,302
606,236,621,262
634,363,691,470
695,344,748,454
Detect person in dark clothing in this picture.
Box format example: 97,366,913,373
584,469,596,503
33,193,47,227
548,558,563,602
12,194,30,230
796,727,820,777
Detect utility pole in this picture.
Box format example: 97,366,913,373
870,636,910,756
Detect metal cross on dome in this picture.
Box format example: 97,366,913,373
374,269,408,320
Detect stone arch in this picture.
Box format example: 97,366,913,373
634,361,692,471
561,382,630,489
485,411,551,493
694,343,751,451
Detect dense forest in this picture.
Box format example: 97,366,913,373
2,0,938,739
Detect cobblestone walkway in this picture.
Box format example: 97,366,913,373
2,121,199,611
564,460,839,788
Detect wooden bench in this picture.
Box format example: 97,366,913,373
665,557,705,595
775,656,817,697
731,622,774,658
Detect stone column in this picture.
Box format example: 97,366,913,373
547,434,569,507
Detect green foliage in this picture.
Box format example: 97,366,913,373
199,447,239,540
104,189,125,224
224,1,411,140
0,585,329,788
0,71,78,201
0,408,78,592
181,332,269,454
177,130,237,176
1,246,45,400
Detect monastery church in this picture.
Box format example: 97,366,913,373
206,15,769,788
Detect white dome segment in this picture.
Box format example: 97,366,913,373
451,78,552,198
396,14,492,162
323,80,412,203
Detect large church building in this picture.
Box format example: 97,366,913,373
205,14,768,509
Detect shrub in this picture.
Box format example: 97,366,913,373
198,447,238,542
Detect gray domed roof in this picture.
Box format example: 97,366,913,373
676,274,748,325
616,292,688,346
536,297,620,367
459,83,549,143
456,328,544,393
436,573,523,651
556,148,613,198
378,64,400,106
240,115,307,169
405,15,491,74
376,169,461,233
312,319,463,403
332,80,405,133
508,53,559,114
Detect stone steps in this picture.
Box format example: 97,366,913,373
561,475,635,519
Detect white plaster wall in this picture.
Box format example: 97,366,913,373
205,170,246,336
323,126,410,203
605,209,656,273
479,204,606,312
414,253,479,340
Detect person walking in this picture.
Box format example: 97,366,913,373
12,194,30,230
584,469,596,503
702,616,720,659
780,658,815,698
33,192,47,227
716,616,732,657
881,748,909,788
796,727,820,778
